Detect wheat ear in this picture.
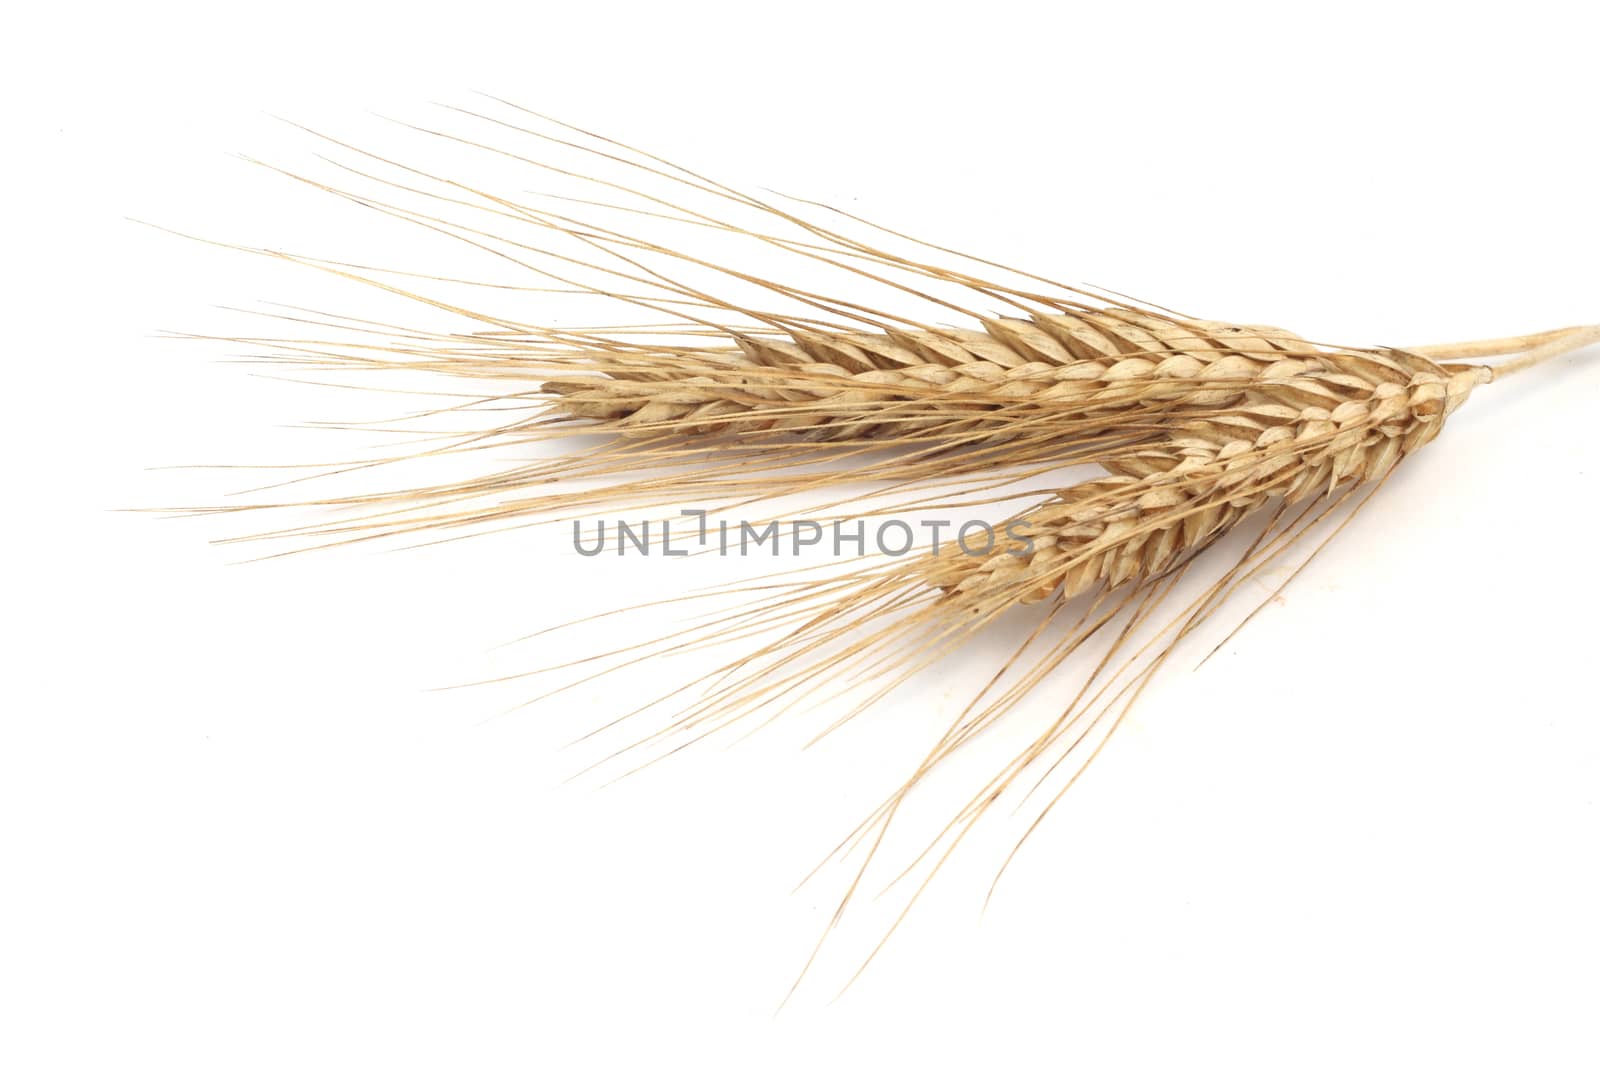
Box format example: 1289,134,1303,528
536,313,1314,441
934,364,1487,606
176,102,1600,997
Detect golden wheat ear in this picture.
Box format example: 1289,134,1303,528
183,102,1597,997
188,313,1595,559
176,103,1598,553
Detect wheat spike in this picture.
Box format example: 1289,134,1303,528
934,363,1487,606
171,101,1600,996
537,312,1315,441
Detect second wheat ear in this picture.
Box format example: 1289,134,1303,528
182,101,1599,994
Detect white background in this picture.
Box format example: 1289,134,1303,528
6,2,1599,1063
